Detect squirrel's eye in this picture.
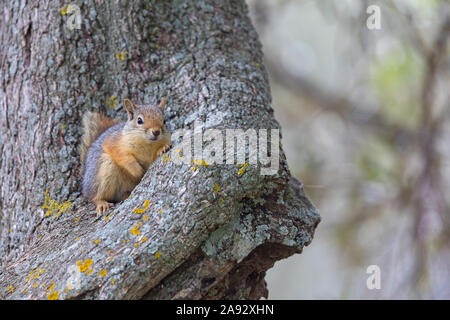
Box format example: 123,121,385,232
137,117,143,125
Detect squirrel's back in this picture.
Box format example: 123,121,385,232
81,122,125,200
80,111,122,200
79,112,120,164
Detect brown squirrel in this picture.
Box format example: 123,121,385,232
80,98,171,215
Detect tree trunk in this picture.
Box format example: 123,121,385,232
0,0,319,299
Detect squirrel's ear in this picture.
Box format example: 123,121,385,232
158,97,166,111
124,99,136,119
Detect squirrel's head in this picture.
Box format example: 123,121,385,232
123,98,167,142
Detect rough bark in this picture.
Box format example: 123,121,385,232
0,0,320,299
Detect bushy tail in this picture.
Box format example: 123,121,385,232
80,112,120,164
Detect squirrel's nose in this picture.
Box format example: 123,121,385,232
152,130,160,137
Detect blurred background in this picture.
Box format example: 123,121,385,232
246,0,450,299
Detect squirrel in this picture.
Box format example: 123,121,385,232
80,98,171,216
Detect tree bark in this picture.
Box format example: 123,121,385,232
0,0,320,299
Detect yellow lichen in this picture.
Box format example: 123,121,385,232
99,269,107,277
192,159,210,166
143,215,149,221
141,237,148,243
105,95,118,110
86,268,93,275
26,268,46,283
155,252,161,259
5,285,14,294
41,190,72,219
133,200,151,214
76,259,93,273
237,163,249,176
60,6,69,15
130,225,141,235
115,51,128,61
213,184,221,194
47,291,59,300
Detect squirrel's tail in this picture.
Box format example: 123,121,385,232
80,112,120,164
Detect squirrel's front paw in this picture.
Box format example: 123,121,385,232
157,144,171,157
95,200,112,216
